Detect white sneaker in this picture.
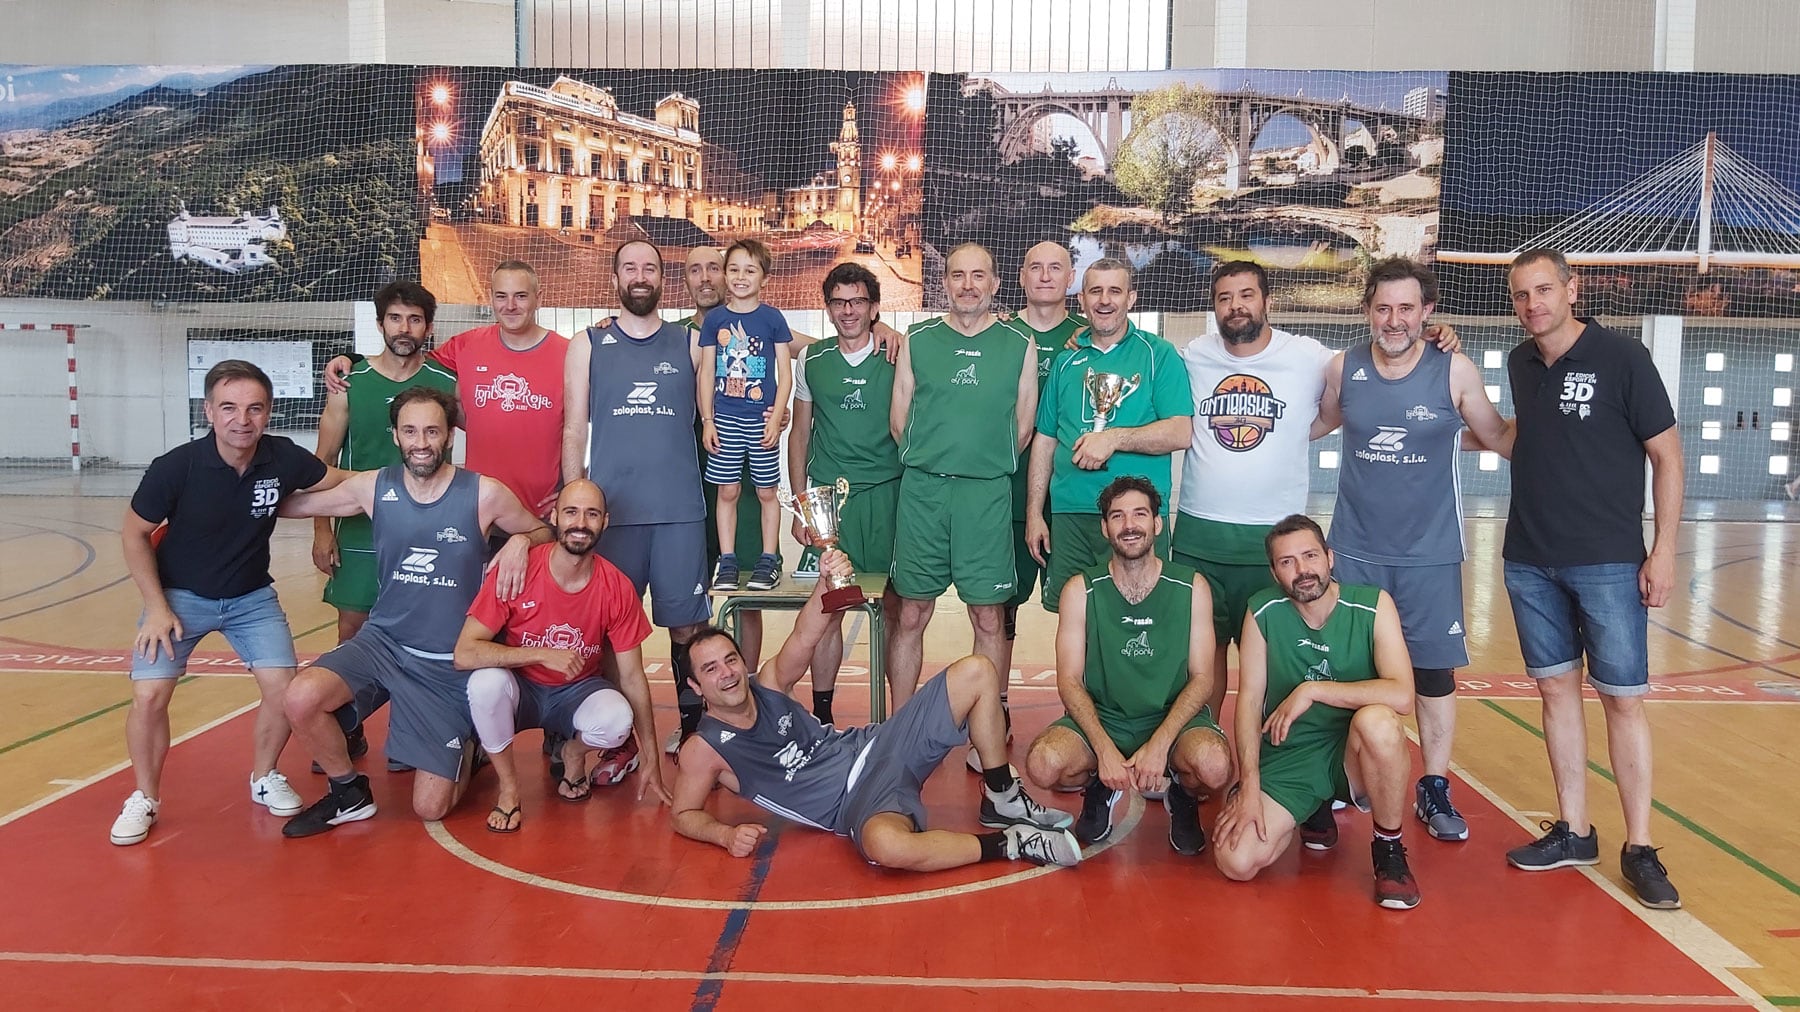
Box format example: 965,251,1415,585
1004,824,1083,867
110,790,159,846
251,771,304,816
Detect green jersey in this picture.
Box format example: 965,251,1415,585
1249,582,1382,756
336,357,459,549
1038,323,1191,515
900,317,1032,479
1081,560,1197,741
798,339,900,490
1012,313,1085,520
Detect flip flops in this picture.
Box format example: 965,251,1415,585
486,804,522,833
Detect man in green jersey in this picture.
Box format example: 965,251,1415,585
786,262,901,726
889,243,1037,727
1024,476,1229,854
1025,259,1191,614
310,282,458,771
1213,514,1422,910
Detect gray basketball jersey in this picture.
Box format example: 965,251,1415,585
1330,342,1465,566
367,466,487,657
586,322,705,527
699,679,876,832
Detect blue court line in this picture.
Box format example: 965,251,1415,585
690,826,783,1011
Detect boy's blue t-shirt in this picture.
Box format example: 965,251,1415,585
700,303,792,418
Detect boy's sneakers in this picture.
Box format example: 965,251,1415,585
1003,824,1083,867
746,552,782,591
979,780,1074,831
1415,774,1469,841
1074,780,1124,845
1164,781,1206,855
282,774,377,838
1621,844,1682,909
1299,801,1339,851
1505,819,1600,870
711,554,740,593
250,771,304,816
109,791,159,846
1372,838,1422,910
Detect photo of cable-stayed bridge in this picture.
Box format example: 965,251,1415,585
1437,72,1800,317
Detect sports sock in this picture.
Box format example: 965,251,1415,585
977,831,1009,862
982,765,1014,794
811,689,835,725
327,772,360,790
1374,822,1402,841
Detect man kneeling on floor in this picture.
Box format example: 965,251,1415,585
454,480,672,832
1212,514,1423,909
1025,476,1231,853
672,549,1082,870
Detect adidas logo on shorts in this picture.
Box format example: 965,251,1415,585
1447,621,1463,636
693,583,705,595
444,736,462,749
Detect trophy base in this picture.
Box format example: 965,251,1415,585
821,584,868,614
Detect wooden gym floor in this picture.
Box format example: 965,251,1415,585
0,490,1797,1009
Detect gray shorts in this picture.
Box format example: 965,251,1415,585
517,676,620,740
837,670,967,862
315,626,472,780
598,520,712,628
1331,556,1469,670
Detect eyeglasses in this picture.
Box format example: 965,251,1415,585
826,298,872,311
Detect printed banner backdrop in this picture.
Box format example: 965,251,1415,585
1438,73,1800,317
0,64,418,301
418,68,926,310
924,69,1447,312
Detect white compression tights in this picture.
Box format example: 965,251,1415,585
465,667,633,753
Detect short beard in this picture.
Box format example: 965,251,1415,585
558,529,597,556
385,335,420,357
1219,315,1263,345
1110,534,1153,561
620,286,661,316
404,450,446,478
1286,574,1330,604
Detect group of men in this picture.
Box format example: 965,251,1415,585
115,238,1684,912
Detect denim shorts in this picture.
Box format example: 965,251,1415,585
130,585,298,679
1502,561,1649,697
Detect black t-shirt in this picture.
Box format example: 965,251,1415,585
129,434,328,599
1504,320,1677,567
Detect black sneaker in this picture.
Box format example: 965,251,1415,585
1506,819,1600,870
1299,801,1338,851
1415,774,1469,842
311,723,371,775
1621,844,1681,909
1073,779,1123,845
1165,781,1205,856
711,554,740,593
1372,838,1421,910
282,775,376,838
746,552,781,591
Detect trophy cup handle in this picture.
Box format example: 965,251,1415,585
777,487,800,517
833,476,850,514
1120,373,1142,399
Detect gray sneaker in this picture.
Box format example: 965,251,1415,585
1004,824,1083,867
980,781,1075,831
1621,844,1681,909
1415,775,1469,842
1506,819,1600,870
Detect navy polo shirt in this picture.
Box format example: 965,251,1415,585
1503,320,1676,567
130,433,327,600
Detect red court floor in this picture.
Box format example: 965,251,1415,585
0,690,1754,1010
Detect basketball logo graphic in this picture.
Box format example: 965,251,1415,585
1195,373,1286,452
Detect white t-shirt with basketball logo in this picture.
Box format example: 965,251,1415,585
1178,328,1334,524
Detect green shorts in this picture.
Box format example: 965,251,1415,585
1257,735,1352,824
833,476,900,576
1051,705,1223,760
893,470,1015,606
1006,520,1040,610
1041,512,1171,613
1172,516,1275,645
323,516,377,612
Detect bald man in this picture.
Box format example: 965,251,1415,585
456,480,671,832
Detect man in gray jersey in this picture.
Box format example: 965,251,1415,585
672,549,1081,871
278,388,551,836
1315,258,1513,843
563,240,715,747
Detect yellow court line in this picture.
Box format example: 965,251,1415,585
0,950,1750,1005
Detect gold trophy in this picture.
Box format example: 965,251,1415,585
1084,368,1142,432
778,477,866,613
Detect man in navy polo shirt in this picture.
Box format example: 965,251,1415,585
1499,249,1684,910
114,359,347,846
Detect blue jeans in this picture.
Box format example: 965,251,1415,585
130,585,297,679
1502,561,1649,697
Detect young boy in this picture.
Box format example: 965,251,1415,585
699,238,794,592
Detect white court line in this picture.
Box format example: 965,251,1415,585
1419,728,1774,1012
426,793,1147,911
0,949,1748,1005
0,700,260,829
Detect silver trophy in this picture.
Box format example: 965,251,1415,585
777,477,866,612
1084,368,1142,432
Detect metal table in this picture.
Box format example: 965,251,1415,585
713,571,890,722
